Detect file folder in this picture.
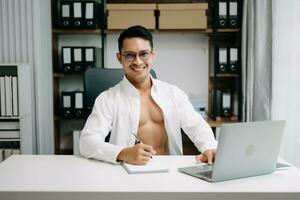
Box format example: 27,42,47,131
5,76,12,117
72,47,85,73
84,47,95,69
229,0,238,28
0,77,6,116
84,2,99,28
217,47,228,73
84,47,101,68
61,47,72,72
221,90,231,117
73,2,83,28
229,47,238,73
216,0,228,29
211,89,222,119
12,76,19,117
74,91,85,118
60,1,72,28
61,91,74,119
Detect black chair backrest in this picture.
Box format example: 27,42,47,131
84,68,157,111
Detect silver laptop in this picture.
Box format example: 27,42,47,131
178,120,286,182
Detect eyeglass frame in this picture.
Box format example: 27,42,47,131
121,50,153,62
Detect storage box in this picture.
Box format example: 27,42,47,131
158,3,208,29
107,4,156,30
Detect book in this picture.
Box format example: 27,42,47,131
0,76,6,116
122,157,169,174
0,121,20,130
0,130,20,138
12,76,19,116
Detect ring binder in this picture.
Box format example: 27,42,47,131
229,47,239,73
229,0,238,28
61,47,72,72
73,2,84,28
216,47,228,73
59,1,73,28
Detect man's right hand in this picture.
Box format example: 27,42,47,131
117,143,156,165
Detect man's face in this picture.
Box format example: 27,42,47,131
117,37,155,86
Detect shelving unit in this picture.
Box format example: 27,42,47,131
50,0,242,155
51,0,106,154
0,63,35,162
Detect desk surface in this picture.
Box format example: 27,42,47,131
0,155,299,200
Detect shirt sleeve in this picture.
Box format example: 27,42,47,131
79,91,124,164
175,87,218,153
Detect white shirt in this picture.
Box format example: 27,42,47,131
80,76,217,164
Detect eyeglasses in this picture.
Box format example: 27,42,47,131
122,50,152,62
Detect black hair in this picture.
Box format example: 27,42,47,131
118,25,153,52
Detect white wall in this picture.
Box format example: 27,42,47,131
272,0,300,168
0,0,54,154
107,32,209,107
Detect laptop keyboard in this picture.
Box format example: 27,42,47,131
197,170,213,179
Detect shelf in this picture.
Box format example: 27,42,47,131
53,73,83,78
105,28,214,34
216,29,240,33
54,115,86,121
52,29,101,34
206,116,239,128
209,73,240,78
0,138,21,142
0,117,19,120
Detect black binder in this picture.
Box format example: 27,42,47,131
215,0,228,29
211,90,222,119
221,90,231,117
74,91,85,118
59,1,73,28
229,0,239,28
73,1,84,28
84,47,101,69
61,91,74,119
61,47,72,72
72,47,85,73
216,47,228,73
229,47,239,73
84,1,100,28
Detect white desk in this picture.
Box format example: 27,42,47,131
0,155,299,200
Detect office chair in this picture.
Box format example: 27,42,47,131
83,67,157,142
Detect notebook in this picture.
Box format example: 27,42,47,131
122,157,169,174
178,120,286,182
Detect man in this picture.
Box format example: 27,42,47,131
80,25,217,165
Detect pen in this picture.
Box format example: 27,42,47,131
132,133,143,144
132,133,153,158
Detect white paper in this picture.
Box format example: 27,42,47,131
63,48,71,64
222,92,231,108
219,48,227,63
73,2,82,18
230,2,238,16
63,95,71,108
219,2,227,16
62,4,70,17
85,48,94,62
230,48,238,62
122,157,169,174
85,3,94,19
74,48,82,62
75,92,83,109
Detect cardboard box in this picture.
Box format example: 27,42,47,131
158,3,208,29
107,4,156,30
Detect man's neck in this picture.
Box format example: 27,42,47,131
127,75,152,93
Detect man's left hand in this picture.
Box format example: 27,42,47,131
195,149,216,165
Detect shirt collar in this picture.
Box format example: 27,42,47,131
120,74,157,97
